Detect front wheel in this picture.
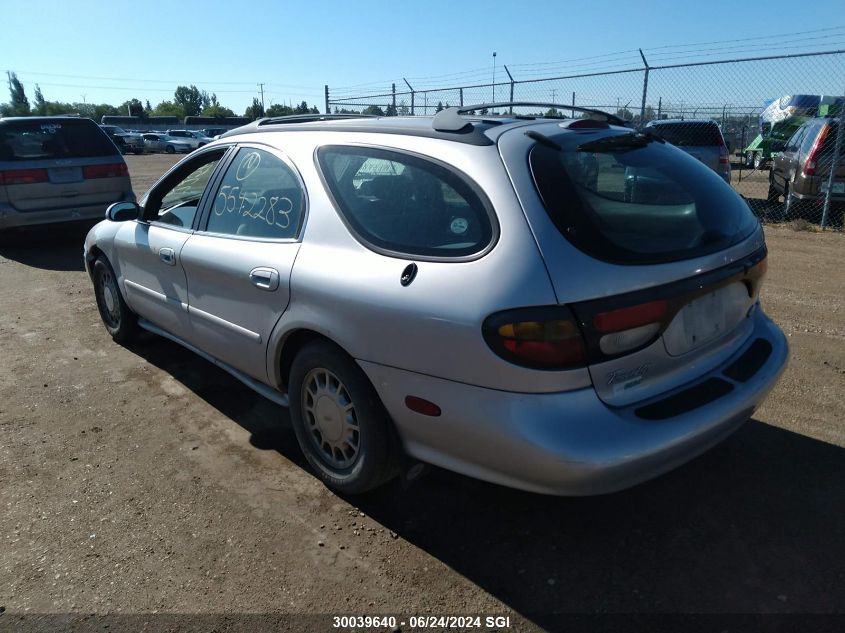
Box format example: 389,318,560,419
289,341,399,494
133,148,143,155
165,145,175,154
92,256,137,343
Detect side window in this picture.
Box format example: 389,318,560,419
317,146,495,258
206,147,305,239
146,149,226,228
784,128,803,152
799,124,821,155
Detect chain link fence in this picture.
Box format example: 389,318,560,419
327,49,845,229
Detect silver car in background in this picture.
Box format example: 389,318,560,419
141,133,193,154
84,106,788,496
645,119,732,183
165,129,213,149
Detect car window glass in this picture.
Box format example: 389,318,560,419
786,127,807,152
150,152,225,228
799,124,820,155
206,147,305,239
318,146,494,258
0,119,118,161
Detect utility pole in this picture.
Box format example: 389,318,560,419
257,83,265,112
504,65,514,114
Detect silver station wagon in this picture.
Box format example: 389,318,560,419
84,104,788,495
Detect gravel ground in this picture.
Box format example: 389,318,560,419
0,154,843,633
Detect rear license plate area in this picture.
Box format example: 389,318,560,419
663,282,751,356
49,167,83,183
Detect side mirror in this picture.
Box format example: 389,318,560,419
106,201,141,222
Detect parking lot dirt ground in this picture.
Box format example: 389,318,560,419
1,154,844,632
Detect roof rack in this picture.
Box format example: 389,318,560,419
432,102,628,132
257,113,378,126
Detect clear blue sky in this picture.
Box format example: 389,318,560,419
2,0,844,115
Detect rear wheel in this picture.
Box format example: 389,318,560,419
133,148,143,155
767,175,780,203
165,145,175,154
92,256,137,343
289,341,398,494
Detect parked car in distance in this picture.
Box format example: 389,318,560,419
100,125,145,154
645,119,731,183
0,116,134,233
768,117,844,224
84,106,787,496
141,133,193,154
165,129,213,149
200,127,229,139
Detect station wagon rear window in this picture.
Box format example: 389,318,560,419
647,122,724,146
318,146,495,259
529,130,758,265
0,119,118,161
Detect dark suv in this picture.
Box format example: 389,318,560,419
100,125,145,155
769,117,844,223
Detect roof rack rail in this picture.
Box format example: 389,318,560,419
257,113,378,126
432,102,627,132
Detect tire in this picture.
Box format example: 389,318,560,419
289,341,399,494
165,145,175,154
753,153,764,170
767,176,781,203
745,151,754,168
133,149,143,155
783,188,807,221
92,256,137,343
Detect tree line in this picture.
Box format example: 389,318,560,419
0,72,321,121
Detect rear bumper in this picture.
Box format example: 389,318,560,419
0,193,134,230
359,306,788,496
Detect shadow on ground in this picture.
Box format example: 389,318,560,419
126,332,845,632
0,221,97,271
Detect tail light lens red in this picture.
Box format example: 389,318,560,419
483,307,586,369
83,163,129,179
719,145,730,164
0,168,49,185
803,125,830,176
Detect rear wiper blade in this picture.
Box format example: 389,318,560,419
577,131,661,152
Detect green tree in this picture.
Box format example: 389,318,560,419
33,84,47,115
616,107,633,121
545,107,562,118
385,103,397,117
244,97,265,119
362,105,385,116
151,100,186,118
293,100,312,115
6,72,30,115
266,103,294,117
435,101,444,113
202,104,236,118
120,98,144,117
174,85,204,117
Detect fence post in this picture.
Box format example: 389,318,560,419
639,48,650,128
324,85,329,115
571,92,575,118
403,78,414,115
821,97,845,229
392,83,396,115
504,65,515,114
657,97,662,120
459,88,463,107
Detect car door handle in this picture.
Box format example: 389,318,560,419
159,247,176,266
249,267,280,291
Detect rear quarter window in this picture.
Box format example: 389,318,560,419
529,129,758,265
647,122,724,146
0,119,118,161
317,146,496,260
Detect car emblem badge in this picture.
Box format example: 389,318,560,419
606,364,651,392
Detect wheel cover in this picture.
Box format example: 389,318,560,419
99,270,121,328
301,368,360,469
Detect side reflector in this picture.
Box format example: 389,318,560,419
405,396,441,417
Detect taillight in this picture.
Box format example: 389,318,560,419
0,168,49,185
719,145,730,164
483,307,587,369
83,163,128,179
592,299,668,356
803,126,830,176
